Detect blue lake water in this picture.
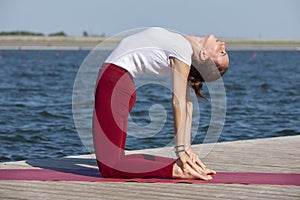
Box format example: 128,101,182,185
0,50,299,161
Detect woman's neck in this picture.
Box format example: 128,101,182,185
183,35,206,56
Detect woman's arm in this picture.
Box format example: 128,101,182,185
184,85,206,167
170,57,213,179
184,86,216,174
170,57,189,147
184,85,193,148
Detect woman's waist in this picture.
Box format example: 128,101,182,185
99,63,134,82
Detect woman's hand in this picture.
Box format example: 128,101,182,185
176,151,213,180
185,147,216,175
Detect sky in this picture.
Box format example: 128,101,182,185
0,0,299,40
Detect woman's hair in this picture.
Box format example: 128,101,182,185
188,53,228,99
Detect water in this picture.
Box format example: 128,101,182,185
0,50,299,162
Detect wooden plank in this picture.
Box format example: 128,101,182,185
1,135,299,173
0,181,299,200
0,136,299,199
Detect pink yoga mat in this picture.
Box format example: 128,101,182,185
0,169,299,185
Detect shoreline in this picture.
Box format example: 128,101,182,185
0,36,300,51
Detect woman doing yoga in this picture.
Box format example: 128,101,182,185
93,27,229,180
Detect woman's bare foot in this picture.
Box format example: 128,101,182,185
172,160,212,180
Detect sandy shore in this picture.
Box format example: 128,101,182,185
0,36,300,50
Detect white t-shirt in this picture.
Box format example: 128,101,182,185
105,27,193,77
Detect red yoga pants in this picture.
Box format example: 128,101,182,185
93,63,176,178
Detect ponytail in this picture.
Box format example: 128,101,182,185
188,76,207,100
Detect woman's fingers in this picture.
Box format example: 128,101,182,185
184,163,212,180
195,157,206,168
188,149,216,174
185,155,210,176
179,151,215,180
180,154,203,175
188,150,207,171
191,154,196,163
205,167,217,175
195,158,216,175
189,151,217,175
187,158,202,174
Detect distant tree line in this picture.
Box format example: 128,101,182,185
82,30,106,37
0,31,67,36
48,31,67,36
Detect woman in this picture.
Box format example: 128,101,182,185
93,27,229,180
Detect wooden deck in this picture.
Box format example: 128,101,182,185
1,135,299,199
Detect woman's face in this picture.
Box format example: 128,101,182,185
203,34,229,69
